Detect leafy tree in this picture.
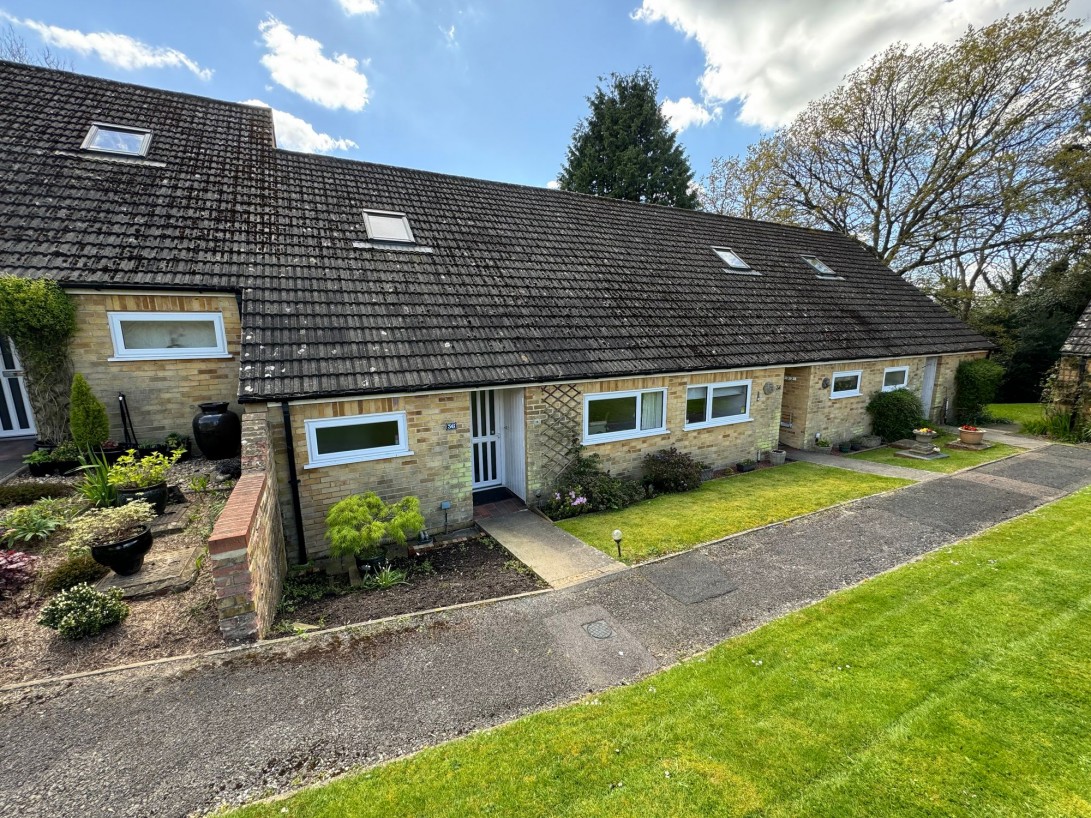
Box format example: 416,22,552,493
701,3,1089,286
559,68,700,209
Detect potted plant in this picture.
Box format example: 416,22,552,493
107,449,183,515
857,434,882,449
913,427,938,445
767,449,787,466
814,437,833,454
65,500,156,576
325,492,424,574
958,424,986,445
736,458,758,473
838,441,853,453
48,440,82,475
23,448,53,477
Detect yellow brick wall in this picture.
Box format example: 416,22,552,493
262,393,475,562
781,352,988,449
525,369,784,497
67,292,241,444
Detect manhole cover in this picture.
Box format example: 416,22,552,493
583,620,614,640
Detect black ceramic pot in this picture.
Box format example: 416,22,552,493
117,482,169,515
91,525,153,576
192,402,241,460
355,554,388,575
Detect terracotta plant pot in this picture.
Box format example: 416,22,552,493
959,428,985,445
117,481,169,515
91,525,153,576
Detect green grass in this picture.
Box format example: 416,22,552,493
555,462,909,564
230,488,1091,818
849,432,1022,473
987,402,1045,428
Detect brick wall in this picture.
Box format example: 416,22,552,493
263,392,474,563
207,413,286,641
778,352,988,449
67,291,241,444
525,368,785,498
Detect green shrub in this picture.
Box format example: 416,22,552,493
955,359,1005,424
37,582,128,639
69,373,110,449
543,449,644,520
866,388,926,442
107,448,183,489
1021,409,1091,443
325,493,424,559
0,482,75,508
642,447,706,494
40,553,108,593
0,549,39,598
0,503,63,547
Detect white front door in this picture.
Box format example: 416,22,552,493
0,337,35,438
471,389,503,490
500,388,527,501
921,356,939,420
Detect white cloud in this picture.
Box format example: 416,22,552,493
546,180,561,190
241,99,357,154
633,0,1091,128
5,13,212,79
661,96,720,132
337,0,379,15
442,24,458,46
258,16,369,111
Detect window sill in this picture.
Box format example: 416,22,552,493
830,391,863,400
881,386,908,393
109,353,233,362
684,415,752,431
304,449,413,469
582,428,669,446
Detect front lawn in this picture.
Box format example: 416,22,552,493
987,402,1044,428
229,487,1091,818
556,462,908,564
849,432,1022,473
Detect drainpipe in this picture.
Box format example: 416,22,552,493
280,402,308,564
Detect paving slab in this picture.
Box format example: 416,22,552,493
3,447,1091,818
96,546,201,599
642,550,738,604
978,455,1091,491
784,446,941,481
477,509,626,588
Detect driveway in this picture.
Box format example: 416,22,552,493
2,444,1089,818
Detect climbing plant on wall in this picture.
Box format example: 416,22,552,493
0,276,76,442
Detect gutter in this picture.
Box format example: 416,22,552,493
280,402,308,564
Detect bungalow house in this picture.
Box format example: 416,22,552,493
0,61,991,564
1050,302,1091,422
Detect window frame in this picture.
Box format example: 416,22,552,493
684,379,753,429
882,366,910,392
81,122,153,157
582,387,668,445
802,255,842,279
304,411,411,469
830,369,864,399
712,246,753,272
362,209,416,244
107,311,229,361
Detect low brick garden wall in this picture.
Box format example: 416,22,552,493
207,414,287,641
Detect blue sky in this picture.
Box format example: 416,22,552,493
5,0,1089,188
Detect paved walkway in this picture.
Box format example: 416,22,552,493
785,445,943,480
3,445,1091,818
0,437,33,483
477,509,626,588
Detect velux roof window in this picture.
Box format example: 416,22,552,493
712,246,759,275
81,123,152,157
362,209,415,244
803,255,841,279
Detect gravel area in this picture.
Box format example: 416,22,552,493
0,445,1089,818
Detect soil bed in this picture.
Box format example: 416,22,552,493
0,493,223,686
277,535,545,632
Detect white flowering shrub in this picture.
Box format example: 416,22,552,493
37,583,129,639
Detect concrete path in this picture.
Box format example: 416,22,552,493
3,445,1091,818
0,437,32,483
477,509,626,588
785,445,942,481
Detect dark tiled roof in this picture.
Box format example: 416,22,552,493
0,60,276,290
0,61,991,402
1063,301,1091,355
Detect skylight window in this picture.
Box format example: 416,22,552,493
362,209,415,244
81,123,152,157
802,255,840,278
712,246,752,271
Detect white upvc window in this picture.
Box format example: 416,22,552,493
82,123,152,157
107,311,229,361
583,388,667,444
362,209,415,243
830,370,863,399
882,366,909,392
684,380,752,429
304,411,411,468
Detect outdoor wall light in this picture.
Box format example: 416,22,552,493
612,529,623,559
